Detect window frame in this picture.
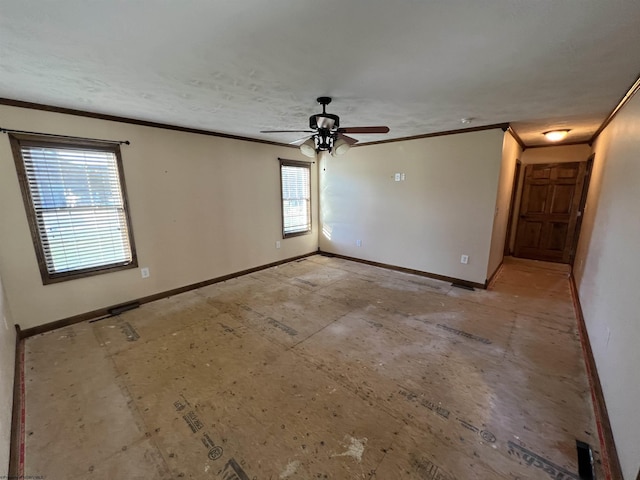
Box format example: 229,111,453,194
279,158,312,239
9,133,138,284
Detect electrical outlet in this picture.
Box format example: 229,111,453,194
141,267,150,278
356,239,362,247
460,255,469,264
394,173,401,181
276,241,281,249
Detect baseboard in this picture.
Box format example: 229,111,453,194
8,324,23,479
485,260,504,289
319,251,486,290
19,251,318,338
569,274,623,480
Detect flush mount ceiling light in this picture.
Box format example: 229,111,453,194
543,129,570,142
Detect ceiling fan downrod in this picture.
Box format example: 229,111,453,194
317,96,332,113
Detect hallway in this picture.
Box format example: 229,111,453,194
20,255,600,479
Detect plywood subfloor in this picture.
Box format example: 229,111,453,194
22,256,603,479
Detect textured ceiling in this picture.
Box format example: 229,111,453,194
1,1,639,147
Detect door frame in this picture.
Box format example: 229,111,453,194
503,159,521,255
569,154,595,265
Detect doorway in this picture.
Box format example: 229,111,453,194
513,161,590,264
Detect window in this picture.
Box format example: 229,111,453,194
280,159,311,238
10,134,137,284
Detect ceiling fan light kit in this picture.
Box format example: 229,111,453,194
261,97,389,157
332,137,351,156
300,138,317,157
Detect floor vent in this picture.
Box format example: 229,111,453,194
576,440,595,480
108,302,141,316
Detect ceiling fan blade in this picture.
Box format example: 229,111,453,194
289,135,313,146
260,130,315,133
338,126,390,134
337,133,359,145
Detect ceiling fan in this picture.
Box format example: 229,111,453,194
260,97,390,157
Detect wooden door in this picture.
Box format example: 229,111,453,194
514,162,586,263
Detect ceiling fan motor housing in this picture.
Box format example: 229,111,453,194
314,128,335,151
309,113,340,130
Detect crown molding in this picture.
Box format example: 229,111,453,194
0,98,293,148
590,73,640,144
355,123,509,147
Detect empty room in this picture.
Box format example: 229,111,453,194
1,2,639,479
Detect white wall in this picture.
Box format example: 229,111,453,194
0,105,318,329
573,92,640,479
0,272,16,477
319,128,505,285
520,144,593,165
486,131,521,278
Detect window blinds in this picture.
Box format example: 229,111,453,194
281,163,311,236
20,145,133,275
